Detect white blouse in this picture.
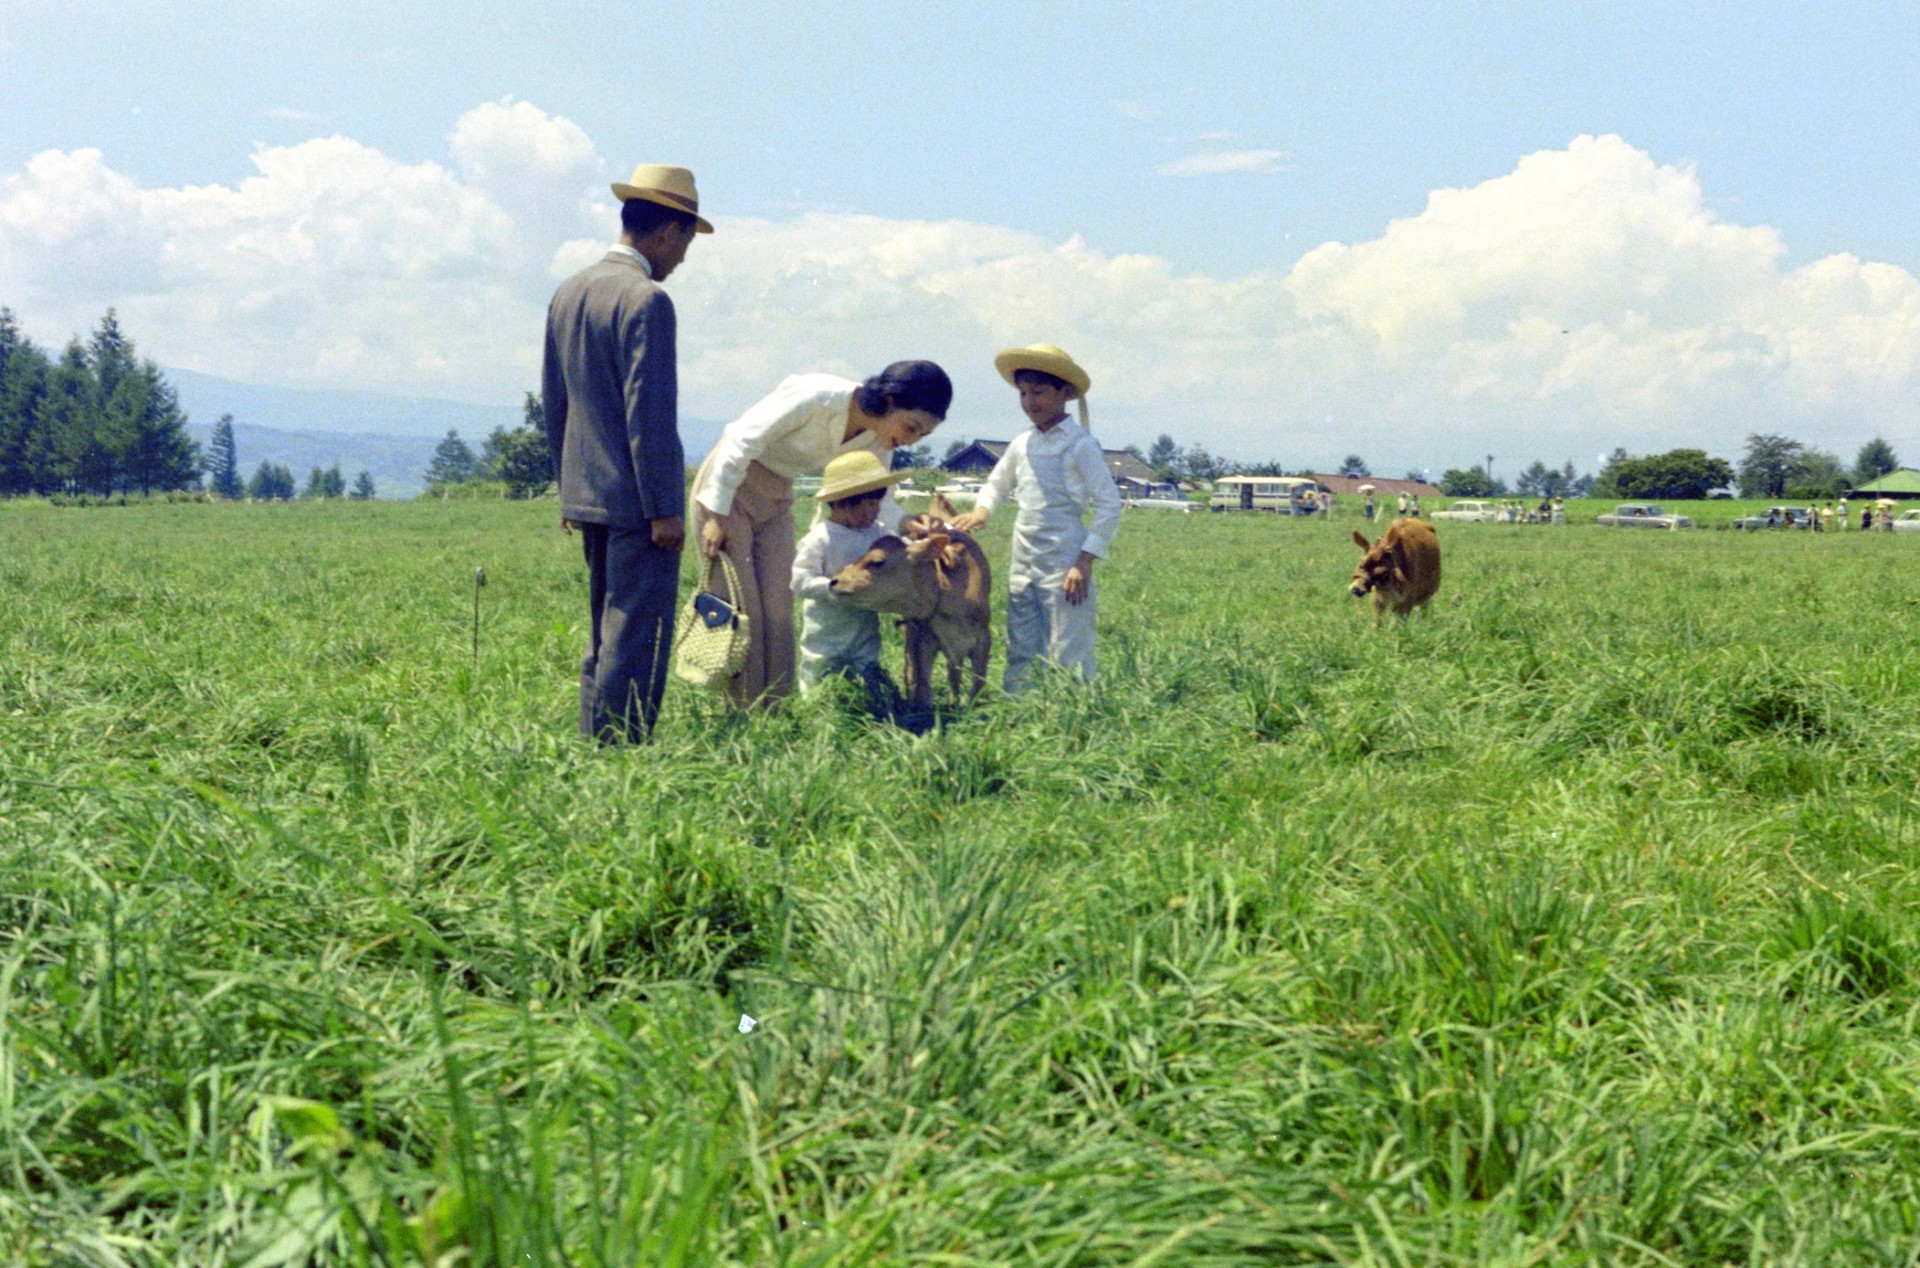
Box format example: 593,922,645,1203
694,373,896,519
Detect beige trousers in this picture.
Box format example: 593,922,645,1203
690,456,796,708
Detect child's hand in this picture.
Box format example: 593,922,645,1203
948,508,989,534
1063,558,1093,605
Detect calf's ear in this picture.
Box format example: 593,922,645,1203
906,532,950,560
1352,530,1371,550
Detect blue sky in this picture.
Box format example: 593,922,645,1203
5,1,1919,474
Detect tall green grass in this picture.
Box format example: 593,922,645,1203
3,497,1919,1263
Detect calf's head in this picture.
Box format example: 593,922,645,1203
1349,529,1406,599
829,533,950,617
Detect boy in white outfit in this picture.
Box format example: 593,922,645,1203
949,344,1121,692
790,451,907,692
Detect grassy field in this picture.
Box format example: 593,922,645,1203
3,495,1919,1265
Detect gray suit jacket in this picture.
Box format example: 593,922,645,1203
542,252,684,525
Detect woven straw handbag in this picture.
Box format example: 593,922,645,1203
673,553,751,690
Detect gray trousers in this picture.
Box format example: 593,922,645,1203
579,522,680,742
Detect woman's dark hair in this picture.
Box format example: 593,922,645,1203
621,197,698,238
855,360,952,420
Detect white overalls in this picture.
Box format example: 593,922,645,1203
789,518,890,689
973,420,1122,691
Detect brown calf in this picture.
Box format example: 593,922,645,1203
829,526,992,709
1350,519,1441,622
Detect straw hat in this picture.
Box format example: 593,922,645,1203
610,164,714,234
815,451,909,502
994,344,1090,395
995,344,1093,428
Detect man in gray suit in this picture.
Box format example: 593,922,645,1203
543,164,713,742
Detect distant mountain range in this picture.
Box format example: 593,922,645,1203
169,368,725,499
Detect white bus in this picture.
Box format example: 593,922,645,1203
1209,475,1321,514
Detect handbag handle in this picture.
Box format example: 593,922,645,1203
701,550,742,608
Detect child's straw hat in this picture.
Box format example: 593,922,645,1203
994,344,1093,428
610,164,715,234
994,344,1090,395
816,451,909,502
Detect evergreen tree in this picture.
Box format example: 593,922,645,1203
350,470,376,500
88,309,136,403
207,415,242,499
0,311,53,496
248,461,296,500
121,360,199,494
425,429,477,485
1853,437,1900,486
484,394,554,498
1338,454,1371,478
85,311,144,490
44,340,103,494
301,465,348,499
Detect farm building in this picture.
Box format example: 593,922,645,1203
1312,473,1443,499
1851,468,1920,500
943,440,1156,494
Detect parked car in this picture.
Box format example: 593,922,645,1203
1595,502,1692,529
1431,499,1498,523
1892,509,1920,534
1125,482,1200,512
1730,505,1815,531
932,479,983,502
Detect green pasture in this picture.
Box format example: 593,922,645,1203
3,496,1919,1265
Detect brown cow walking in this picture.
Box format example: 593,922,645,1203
1350,519,1441,622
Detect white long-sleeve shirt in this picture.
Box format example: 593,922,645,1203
694,373,905,529
790,518,890,685
972,419,1122,592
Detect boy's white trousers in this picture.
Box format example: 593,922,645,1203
1004,580,1097,692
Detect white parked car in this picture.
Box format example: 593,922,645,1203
1596,502,1693,529
1892,509,1920,534
932,479,983,504
1430,499,1498,523
1125,481,1200,512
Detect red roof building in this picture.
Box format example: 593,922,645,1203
1312,473,1442,498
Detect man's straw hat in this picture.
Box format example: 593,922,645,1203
994,344,1090,396
610,164,714,234
816,451,909,502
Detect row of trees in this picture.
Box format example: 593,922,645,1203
0,309,202,496
239,462,376,501
1573,435,1902,502
1439,462,1597,499
1732,434,1899,499
422,395,553,497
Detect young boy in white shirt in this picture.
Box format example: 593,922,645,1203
948,344,1121,692
790,451,908,693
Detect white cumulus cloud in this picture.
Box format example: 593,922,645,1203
1,117,1916,472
